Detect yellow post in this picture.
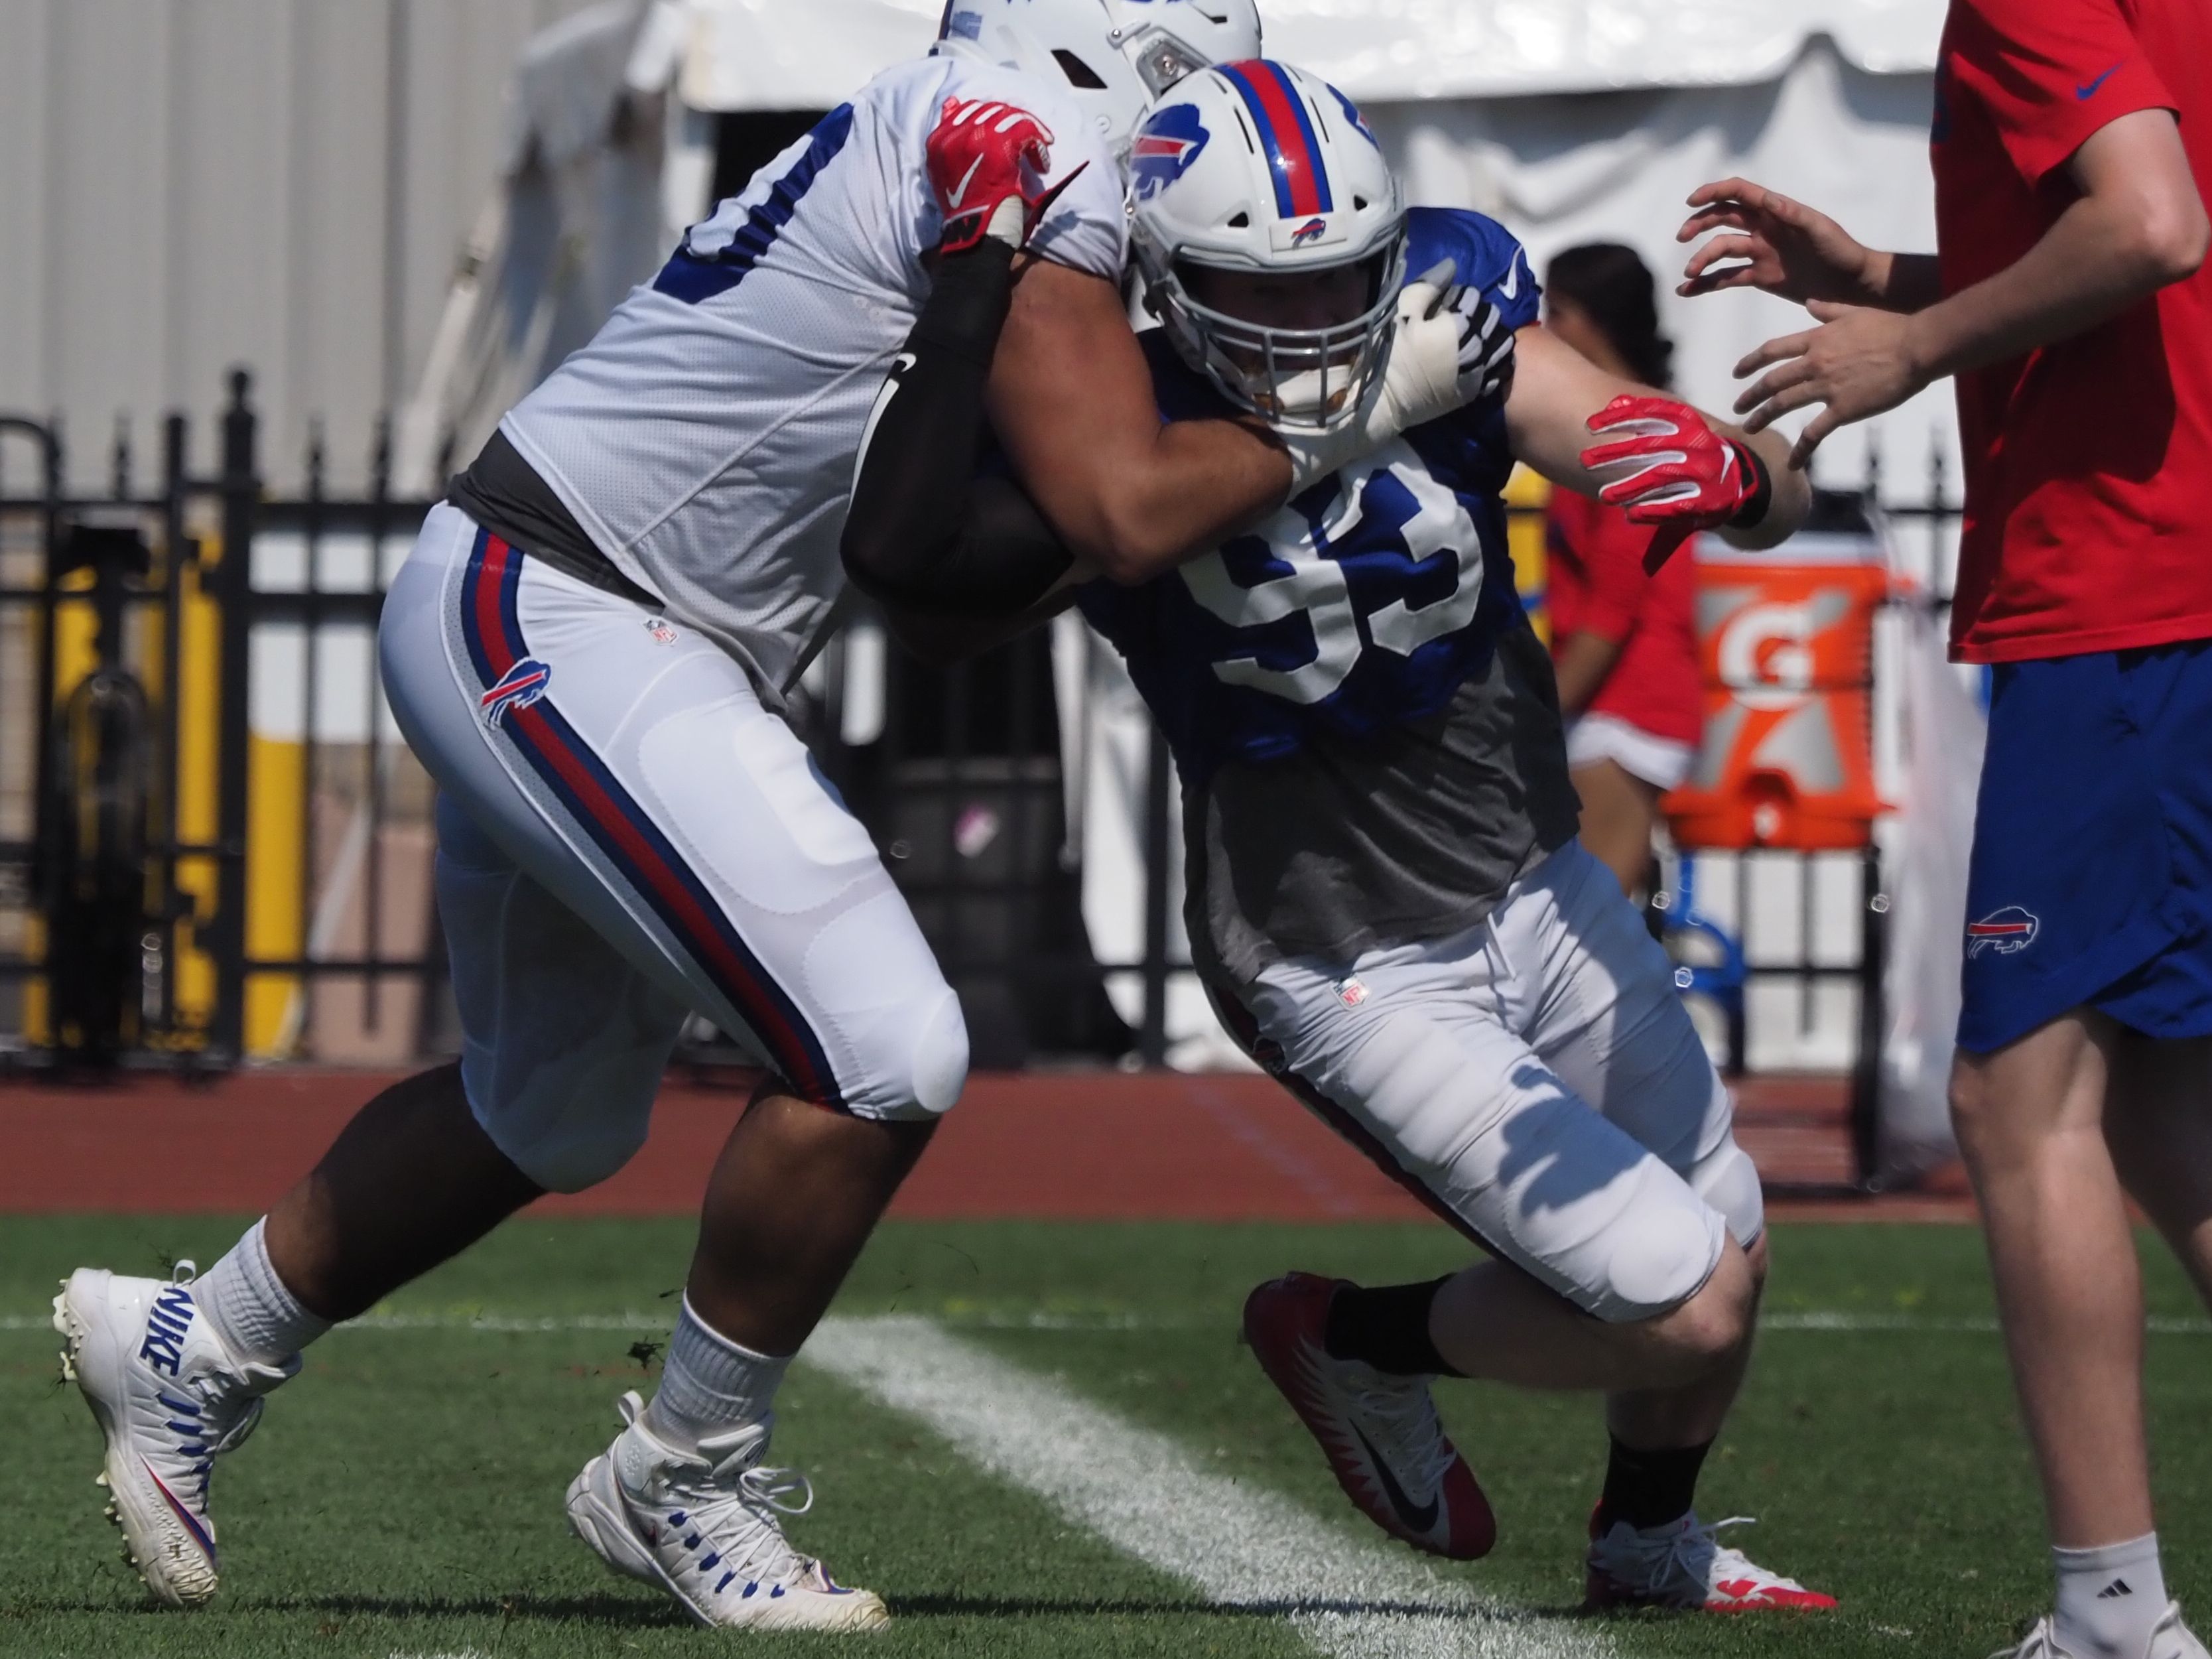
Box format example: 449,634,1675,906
245,731,306,1057
1504,462,1553,645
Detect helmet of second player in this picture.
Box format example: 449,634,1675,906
1129,60,1406,432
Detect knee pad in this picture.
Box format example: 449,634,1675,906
1594,1170,1729,1323
459,964,687,1195
908,986,970,1116
493,1095,655,1195
834,983,970,1120
1688,1135,1765,1250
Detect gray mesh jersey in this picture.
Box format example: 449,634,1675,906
499,55,1126,700
1076,207,1585,984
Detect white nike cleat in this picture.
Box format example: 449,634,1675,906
566,1391,888,1632
1997,1605,2212,1659
52,1263,296,1607
1585,1510,1835,1611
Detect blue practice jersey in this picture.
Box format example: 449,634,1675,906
1079,207,1541,790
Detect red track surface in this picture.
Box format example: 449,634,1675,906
0,1067,1970,1221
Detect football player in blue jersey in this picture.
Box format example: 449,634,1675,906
844,61,1834,1611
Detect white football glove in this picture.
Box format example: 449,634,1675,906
1276,261,1518,494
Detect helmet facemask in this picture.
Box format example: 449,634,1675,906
1155,235,1407,432
1127,29,1213,100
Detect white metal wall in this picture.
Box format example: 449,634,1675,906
0,0,612,490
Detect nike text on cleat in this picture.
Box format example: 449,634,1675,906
1997,1603,2212,1659
1242,1272,1495,1559
566,1390,888,1632
1584,1509,1836,1612
52,1264,296,1608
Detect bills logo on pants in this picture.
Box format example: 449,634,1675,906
457,529,844,1108
1966,905,2040,959
480,657,553,728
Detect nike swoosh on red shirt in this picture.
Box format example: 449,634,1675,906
2077,63,2122,100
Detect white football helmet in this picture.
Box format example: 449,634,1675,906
1130,61,1406,431
934,0,1262,159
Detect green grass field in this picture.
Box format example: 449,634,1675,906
4,1215,2211,1659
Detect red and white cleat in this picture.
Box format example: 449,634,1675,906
1585,1510,1836,1612
1242,1273,1495,1560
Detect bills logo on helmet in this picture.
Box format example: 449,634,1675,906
1329,86,1378,147
480,657,553,729
1965,905,2040,958
1291,216,1329,246
1131,103,1210,200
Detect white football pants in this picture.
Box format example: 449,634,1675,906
1213,841,1762,1322
377,504,967,1192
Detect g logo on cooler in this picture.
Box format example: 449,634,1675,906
1716,600,1815,712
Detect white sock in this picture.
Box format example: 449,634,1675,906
2054,1532,2168,1659
643,1297,790,1453
196,1218,331,1366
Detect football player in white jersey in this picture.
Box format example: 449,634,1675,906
49,1,1513,1634
844,62,1835,1612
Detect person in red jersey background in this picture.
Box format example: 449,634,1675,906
1679,0,2212,1654
1540,244,1703,899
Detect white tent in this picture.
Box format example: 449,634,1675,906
398,0,1968,1097
402,0,1955,501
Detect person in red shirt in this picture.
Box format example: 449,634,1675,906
1677,3,2212,1655
1541,244,1704,897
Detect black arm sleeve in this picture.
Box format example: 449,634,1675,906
840,240,1075,617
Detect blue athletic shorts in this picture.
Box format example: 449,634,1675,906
1958,639,2212,1054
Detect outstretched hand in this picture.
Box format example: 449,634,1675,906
1677,178,1879,305
1732,300,1927,468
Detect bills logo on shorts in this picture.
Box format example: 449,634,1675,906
1966,905,2040,958
480,656,553,729
645,616,679,645
1291,216,1329,246
1334,976,1370,1008
1130,103,1209,200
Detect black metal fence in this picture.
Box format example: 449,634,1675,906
0,372,1962,1185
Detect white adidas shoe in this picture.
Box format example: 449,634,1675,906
52,1263,296,1607
566,1391,888,1632
1998,1604,2212,1659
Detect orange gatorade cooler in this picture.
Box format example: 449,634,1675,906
1663,534,1889,850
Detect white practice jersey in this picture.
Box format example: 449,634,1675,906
499,55,1125,698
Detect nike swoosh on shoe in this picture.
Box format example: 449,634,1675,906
1351,1424,1439,1535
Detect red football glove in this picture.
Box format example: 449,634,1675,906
1579,395,1772,572
926,97,1088,254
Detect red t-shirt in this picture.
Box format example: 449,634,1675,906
1935,0,2212,663
1545,490,1703,746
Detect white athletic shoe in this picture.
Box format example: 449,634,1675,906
566,1391,888,1632
1584,1510,1835,1611
1997,1605,2212,1659
52,1263,296,1607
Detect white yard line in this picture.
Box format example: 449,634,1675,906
803,1313,1609,1659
